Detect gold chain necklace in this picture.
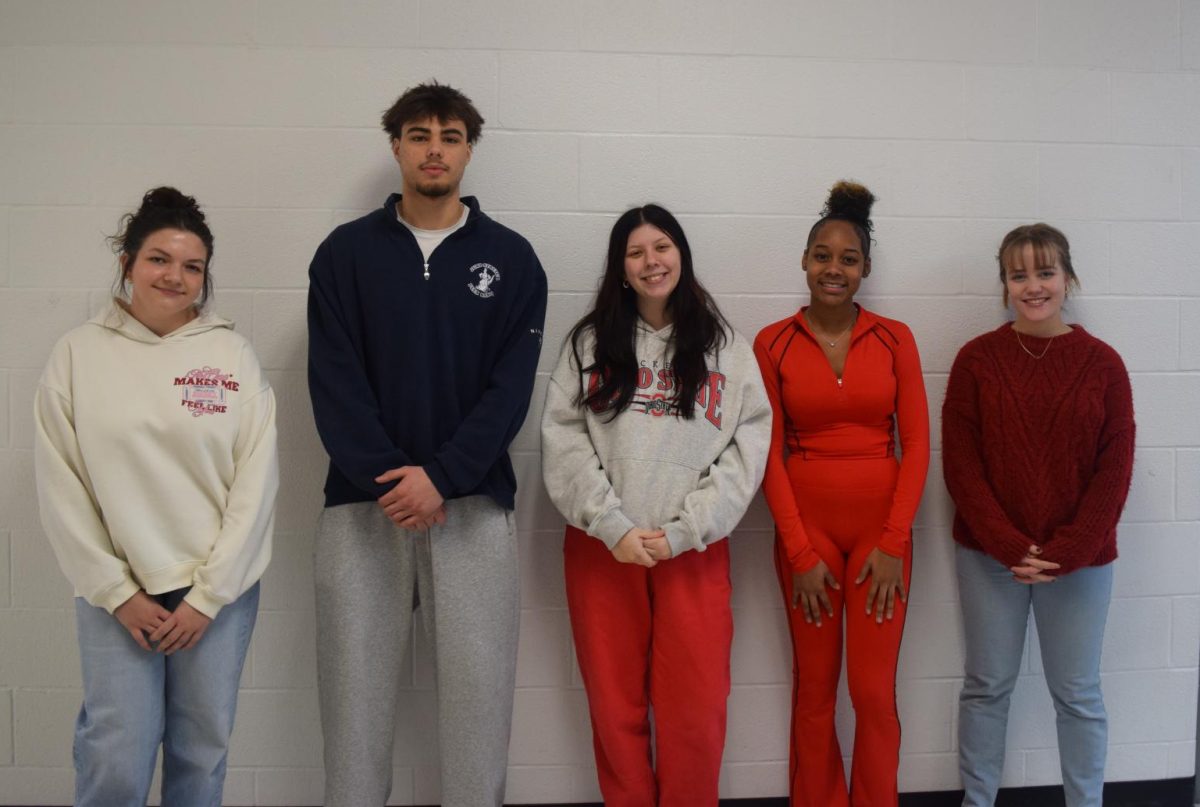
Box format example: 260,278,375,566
1015,330,1054,360
805,310,856,348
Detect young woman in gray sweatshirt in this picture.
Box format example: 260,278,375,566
541,204,771,807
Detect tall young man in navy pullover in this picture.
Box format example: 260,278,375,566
306,82,547,807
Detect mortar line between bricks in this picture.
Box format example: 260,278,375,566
5,121,1197,149
4,41,1170,67
4,201,1200,228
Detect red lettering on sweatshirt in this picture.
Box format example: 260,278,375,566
585,364,725,428
698,371,726,428
176,365,236,417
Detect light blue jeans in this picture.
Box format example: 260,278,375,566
956,545,1112,807
73,583,259,807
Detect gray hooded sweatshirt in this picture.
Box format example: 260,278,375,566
541,322,771,558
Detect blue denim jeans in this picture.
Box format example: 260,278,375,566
956,545,1111,807
73,583,259,807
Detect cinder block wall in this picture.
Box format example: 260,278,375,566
1,1,1198,803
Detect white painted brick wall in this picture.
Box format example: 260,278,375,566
0,1,1196,803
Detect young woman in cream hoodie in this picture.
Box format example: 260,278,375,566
34,187,278,807
541,204,771,806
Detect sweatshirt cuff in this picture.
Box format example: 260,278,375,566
183,584,227,620
97,576,142,615
591,508,636,550
664,520,704,558
424,462,454,500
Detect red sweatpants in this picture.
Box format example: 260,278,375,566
563,525,733,807
775,457,911,807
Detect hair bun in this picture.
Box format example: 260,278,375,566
822,181,875,229
141,186,203,217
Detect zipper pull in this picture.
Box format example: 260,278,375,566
423,261,430,281
837,377,843,388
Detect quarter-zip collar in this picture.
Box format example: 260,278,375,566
792,303,880,346
385,193,483,234
385,193,484,280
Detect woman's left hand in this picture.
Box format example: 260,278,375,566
641,534,673,562
149,601,213,655
855,548,906,624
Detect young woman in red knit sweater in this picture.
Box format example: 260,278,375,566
943,224,1135,807
754,182,930,807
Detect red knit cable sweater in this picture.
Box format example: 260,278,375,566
941,324,1135,575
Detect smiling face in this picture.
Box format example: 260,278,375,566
803,219,870,308
123,228,208,335
1003,242,1068,331
623,223,681,325
391,115,472,199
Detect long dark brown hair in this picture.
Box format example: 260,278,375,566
568,204,729,420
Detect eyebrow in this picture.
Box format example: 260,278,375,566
812,243,860,254
404,126,465,137
147,246,204,263
1007,261,1056,273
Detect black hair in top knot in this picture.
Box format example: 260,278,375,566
806,180,877,259
822,181,875,231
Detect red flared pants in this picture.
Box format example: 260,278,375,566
564,525,733,807
775,457,911,807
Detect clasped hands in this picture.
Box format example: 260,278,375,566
612,527,672,567
1010,544,1060,584
375,466,446,530
114,590,211,654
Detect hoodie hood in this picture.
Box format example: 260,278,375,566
635,319,675,344
91,300,233,344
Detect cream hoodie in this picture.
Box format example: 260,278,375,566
541,323,771,557
34,302,278,618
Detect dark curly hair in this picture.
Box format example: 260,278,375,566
381,80,484,145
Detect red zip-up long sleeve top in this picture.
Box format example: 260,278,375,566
941,324,1134,575
754,306,931,573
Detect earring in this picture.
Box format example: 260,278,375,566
622,280,629,289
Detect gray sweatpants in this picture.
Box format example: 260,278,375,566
314,496,519,807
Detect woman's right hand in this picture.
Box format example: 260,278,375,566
612,528,663,568
113,590,172,651
1011,544,1060,584
792,560,840,627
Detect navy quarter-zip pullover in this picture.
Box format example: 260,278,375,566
307,194,548,509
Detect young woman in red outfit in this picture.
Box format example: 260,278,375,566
944,224,1134,807
753,181,930,807
542,205,771,806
